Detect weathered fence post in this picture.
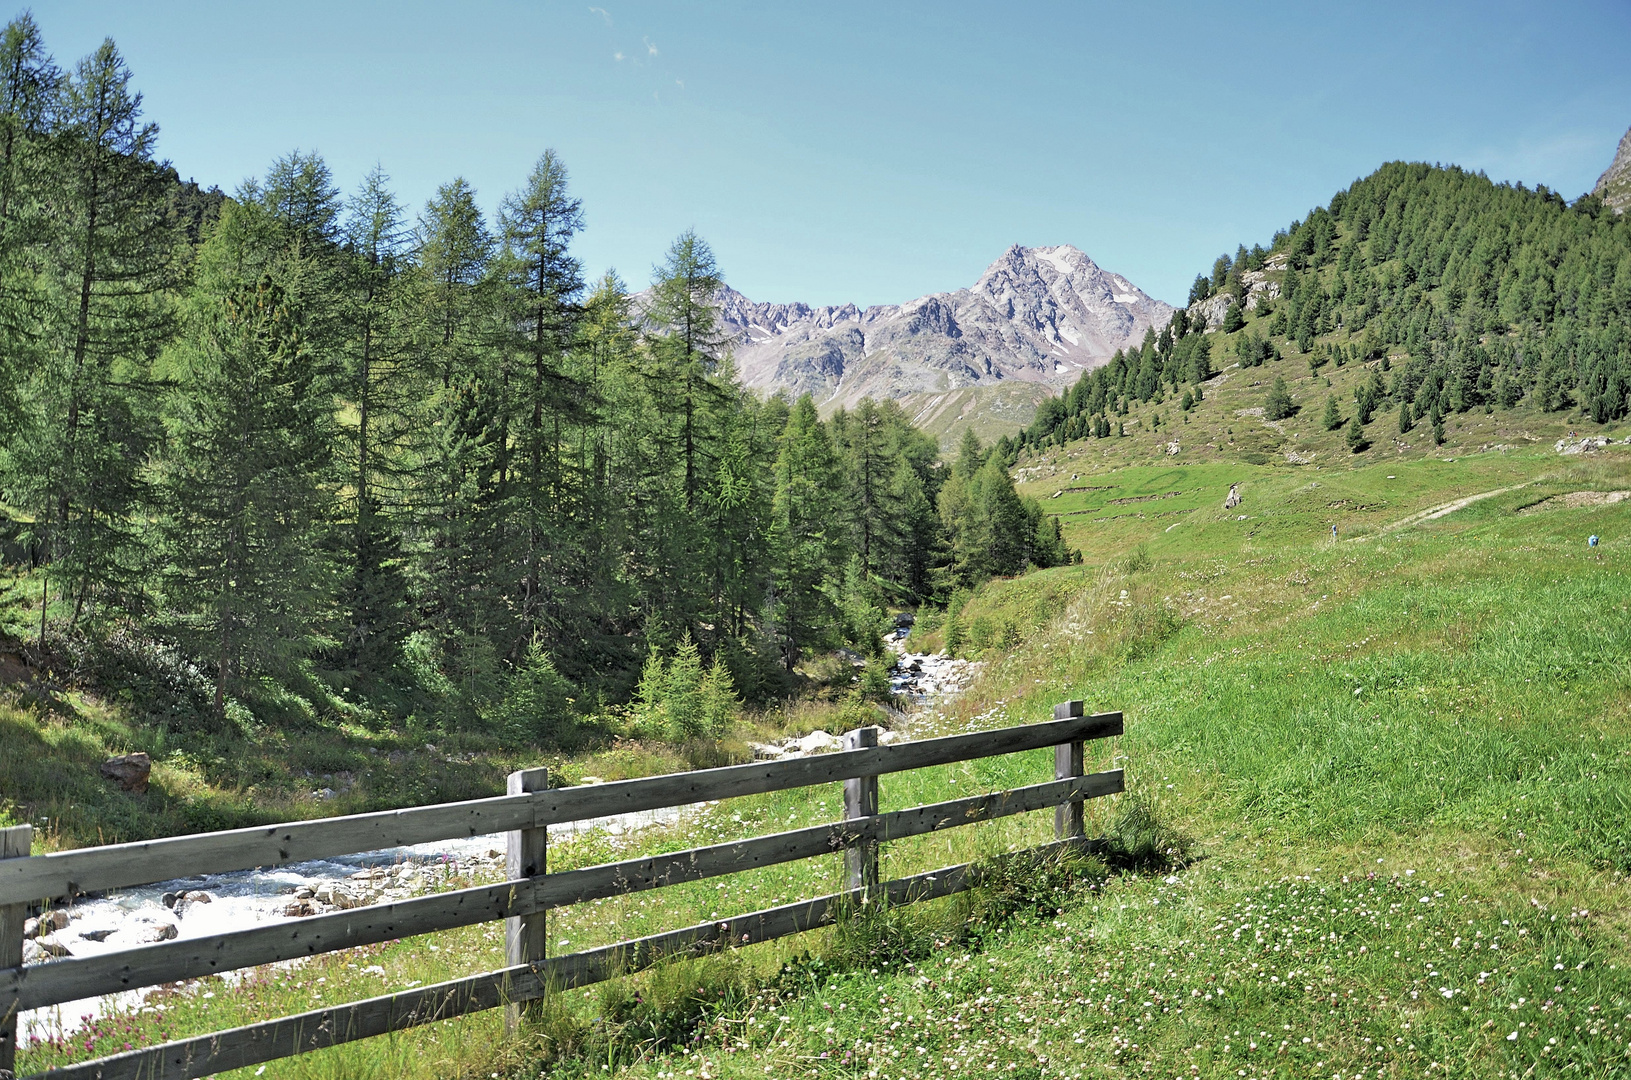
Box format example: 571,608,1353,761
843,726,880,896
1053,701,1086,841
505,767,548,1031
1,824,33,1080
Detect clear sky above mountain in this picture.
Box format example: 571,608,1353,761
35,0,1631,307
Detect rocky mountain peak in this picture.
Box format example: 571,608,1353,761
712,245,1172,418
1593,124,1631,214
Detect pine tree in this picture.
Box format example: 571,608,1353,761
22,39,174,629
699,653,738,737
157,236,336,723
768,395,844,668
0,15,56,436
495,149,587,660
337,166,413,673
645,230,729,512
1322,394,1343,431
1264,377,1295,420
955,428,986,479
1398,400,1414,434
1346,414,1370,454
414,177,493,388
663,635,705,739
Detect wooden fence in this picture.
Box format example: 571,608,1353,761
0,705,1122,1080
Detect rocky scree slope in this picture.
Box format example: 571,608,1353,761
712,244,1173,409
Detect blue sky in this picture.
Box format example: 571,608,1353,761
34,0,1631,307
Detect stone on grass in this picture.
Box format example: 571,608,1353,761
100,752,152,793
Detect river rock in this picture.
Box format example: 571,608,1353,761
792,730,841,754
100,752,152,793
32,935,73,958
26,909,69,937
173,890,214,918
283,899,317,917
315,883,360,909
133,921,178,943
78,928,115,942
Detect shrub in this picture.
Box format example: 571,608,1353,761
489,641,580,746
968,615,995,653
634,637,742,741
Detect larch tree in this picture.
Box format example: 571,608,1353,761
157,199,337,723
496,149,587,660
337,166,413,672
768,395,844,668
24,39,174,630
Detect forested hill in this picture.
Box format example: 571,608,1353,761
1021,160,1631,451
0,15,1071,736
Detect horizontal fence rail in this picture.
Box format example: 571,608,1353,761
0,706,1123,1080
27,844,1081,1080
0,710,1120,906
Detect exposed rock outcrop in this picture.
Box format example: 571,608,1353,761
1594,125,1631,214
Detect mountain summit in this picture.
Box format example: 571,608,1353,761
1594,124,1631,214
717,245,1173,413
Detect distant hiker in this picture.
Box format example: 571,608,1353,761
1332,524,1338,541
1589,535,1599,548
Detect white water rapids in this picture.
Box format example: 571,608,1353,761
20,630,980,1044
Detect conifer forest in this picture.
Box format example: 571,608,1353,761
0,17,1070,738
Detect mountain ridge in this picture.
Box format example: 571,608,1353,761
707,244,1174,419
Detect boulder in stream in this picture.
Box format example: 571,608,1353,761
173,890,214,917
133,922,178,943
24,937,73,962
24,910,68,938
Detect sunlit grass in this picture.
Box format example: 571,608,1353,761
14,445,1631,1079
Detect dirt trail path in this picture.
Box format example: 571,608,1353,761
1351,484,1526,541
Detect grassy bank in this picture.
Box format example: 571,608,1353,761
13,441,1631,1079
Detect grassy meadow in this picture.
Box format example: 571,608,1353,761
10,379,1631,1078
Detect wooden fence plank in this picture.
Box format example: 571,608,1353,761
1,825,30,1080
23,839,1092,1080
843,727,880,894
1053,701,1086,840
4,771,1123,1013
0,795,537,908
0,713,1122,906
504,766,548,1030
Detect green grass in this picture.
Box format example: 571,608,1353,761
13,441,1631,1080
